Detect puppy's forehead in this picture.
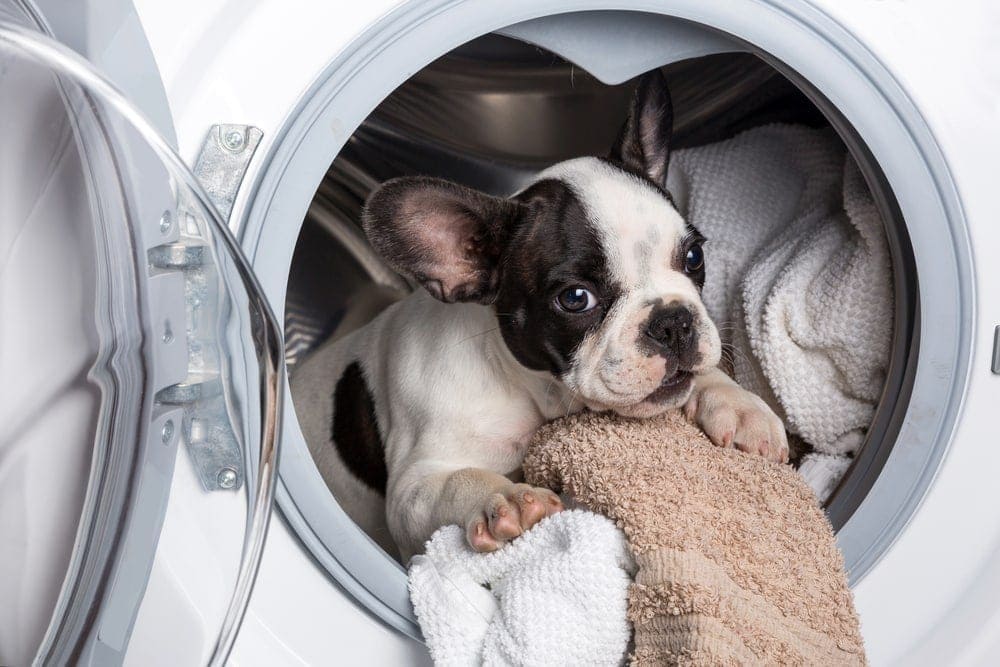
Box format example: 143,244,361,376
532,157,687,288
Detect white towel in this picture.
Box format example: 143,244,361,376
667,125,893,499
408,510,634,666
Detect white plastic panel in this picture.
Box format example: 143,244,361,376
498,10,743,84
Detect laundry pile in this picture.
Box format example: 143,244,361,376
667,124,894,500
408,124,884,663
408,510,634,666
409,409,866,665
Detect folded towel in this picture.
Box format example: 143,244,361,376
408,509,635,666
523,410,867,665
667,125,893,498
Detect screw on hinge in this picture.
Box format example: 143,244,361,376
161,419,175,444
217,467,238,489
222,129,246,152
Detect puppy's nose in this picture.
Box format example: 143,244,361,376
645,305,694,355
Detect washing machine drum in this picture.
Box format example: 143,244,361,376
0,5,281,665
265,9,968,647
0,1,975,664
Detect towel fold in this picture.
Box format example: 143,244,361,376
667,125,893,498
523,410,867,665
408,510,635,666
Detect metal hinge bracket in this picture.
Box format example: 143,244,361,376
149,123,263,491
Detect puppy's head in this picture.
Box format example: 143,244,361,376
363,70,721,416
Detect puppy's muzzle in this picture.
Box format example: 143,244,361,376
644,304,696,357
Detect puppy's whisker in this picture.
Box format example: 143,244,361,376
713,321,751,337
722,340,752,362
449,326,501,348
542,378,560,406
713,326,749,337
561,388,581,419
564,361,606,418
719,343,754,374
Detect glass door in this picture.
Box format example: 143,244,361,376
0,15,282,666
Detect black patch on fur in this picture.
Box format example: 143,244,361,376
493,179,620,377
332,362,387,494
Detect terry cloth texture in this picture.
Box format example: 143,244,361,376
523,409,867,666
666,125,894,499
408,509,635,666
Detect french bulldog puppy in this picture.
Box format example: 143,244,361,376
293,70,788,561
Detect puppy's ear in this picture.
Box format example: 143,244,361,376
609,69,673,186
362,177,523,304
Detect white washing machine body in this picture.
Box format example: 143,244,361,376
3,0,998,664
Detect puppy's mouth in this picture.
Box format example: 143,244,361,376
643,369,693,404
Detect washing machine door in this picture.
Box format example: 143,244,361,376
0,10,282,667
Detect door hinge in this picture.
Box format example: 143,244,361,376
149,124,263,491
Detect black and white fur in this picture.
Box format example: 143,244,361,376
292,71,788,561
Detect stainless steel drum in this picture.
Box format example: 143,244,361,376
284,34,915,533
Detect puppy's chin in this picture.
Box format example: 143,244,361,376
584,369,695,419
617,376,694,418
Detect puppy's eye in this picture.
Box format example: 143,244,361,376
684,243,704,273
556,287,598,313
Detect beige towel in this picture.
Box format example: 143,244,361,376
522,410,866,665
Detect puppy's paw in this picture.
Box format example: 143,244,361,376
465,484,564,553
685,382,789,463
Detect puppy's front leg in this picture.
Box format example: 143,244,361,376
388,464,563,560
684,367,789,463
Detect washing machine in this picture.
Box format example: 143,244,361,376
0,0,997,664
